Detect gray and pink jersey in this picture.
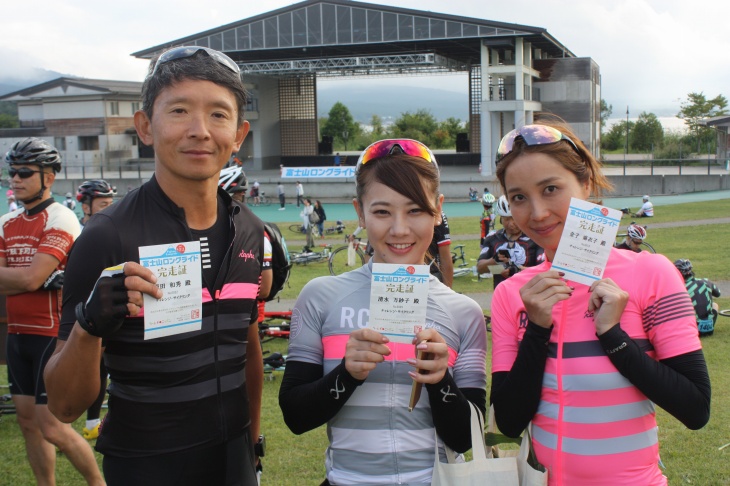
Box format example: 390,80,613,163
287,262,487,485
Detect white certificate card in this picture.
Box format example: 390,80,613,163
139,241,203,340
551,198,622,286
369,263,430,343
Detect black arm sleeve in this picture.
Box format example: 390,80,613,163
489,321,552,437
278,359,365,435
597,325,711,430
426,371,486,453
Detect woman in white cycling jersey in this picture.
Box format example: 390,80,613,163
490,119,710,485
279,139,487,485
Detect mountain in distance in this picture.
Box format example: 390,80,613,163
0,68,69,96
317,83,469,124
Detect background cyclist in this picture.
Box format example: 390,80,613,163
479,192,496,247
675,258,722,336
634,194,654,217
616,223,647,253
76,179,117,441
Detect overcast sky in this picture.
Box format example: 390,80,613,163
2,0,727,123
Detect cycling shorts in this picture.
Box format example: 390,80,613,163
102,432,256,486
6,334,56,404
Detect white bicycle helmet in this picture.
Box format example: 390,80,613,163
627,223,647,241
482,193,496,206
495,195,511,217
219,165,247,192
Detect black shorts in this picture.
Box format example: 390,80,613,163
102,432,257,486
6,333,56,404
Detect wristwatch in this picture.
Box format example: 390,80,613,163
254,434,266,457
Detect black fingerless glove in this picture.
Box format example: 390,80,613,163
76,272,128,338
42,270,64,290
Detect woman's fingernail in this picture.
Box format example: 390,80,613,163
406,358,417,366
569,286,575,290
417,343,428,350
558,272,565,276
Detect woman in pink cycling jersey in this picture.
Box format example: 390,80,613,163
489,118,710,485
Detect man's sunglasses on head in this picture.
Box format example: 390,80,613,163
8,167,42,179
151,46,240,77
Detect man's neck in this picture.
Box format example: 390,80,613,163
156,172,220,230
22,193,53,211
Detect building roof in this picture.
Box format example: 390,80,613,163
0,77,142,102
132,0,574,76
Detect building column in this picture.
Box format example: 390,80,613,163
480,43,495,177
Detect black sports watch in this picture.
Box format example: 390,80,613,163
254,434,266,457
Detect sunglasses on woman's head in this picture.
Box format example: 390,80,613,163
355,139,438,176
150,46,240,77
495,125,581,164
8,167,42,179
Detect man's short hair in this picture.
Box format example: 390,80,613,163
141,47,248,127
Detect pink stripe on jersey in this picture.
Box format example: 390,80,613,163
218,282,259,300
322,335,457,367
202,288,213,303
533,441,664,486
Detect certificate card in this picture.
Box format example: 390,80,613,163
139,241,202,340
551,198,622,286
369,263,430,343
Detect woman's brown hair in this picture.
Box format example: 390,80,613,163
495,116,613,199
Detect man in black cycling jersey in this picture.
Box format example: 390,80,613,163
675,259,722,336
45,46,264,485
616,223,647,253
428,210,454,287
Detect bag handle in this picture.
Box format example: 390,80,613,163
438,401,488,464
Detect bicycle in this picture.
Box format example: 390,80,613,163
289,244,333,265
257,191,271,206
451,244,476,278
288,223,307,234
328,237,367,276
312,220,347,237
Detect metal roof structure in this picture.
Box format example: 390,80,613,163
1,78,143,101
132,0,574,78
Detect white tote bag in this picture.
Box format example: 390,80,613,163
486,406,548,486
346,241,356,267
432,402,520,486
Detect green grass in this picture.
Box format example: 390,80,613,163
1,199,728,484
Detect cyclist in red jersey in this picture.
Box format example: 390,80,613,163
1,138,104,485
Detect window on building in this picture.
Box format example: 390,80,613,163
54,137,66,151
131,102,140,113
78,136,99,151
110,101,119,116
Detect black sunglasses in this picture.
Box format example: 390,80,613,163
8,167,43,179
151,46,240,77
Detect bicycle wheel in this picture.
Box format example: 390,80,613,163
260,195,271,206
719,309,730,318
288,224,304,234
641,242,656,253
328,245,365,276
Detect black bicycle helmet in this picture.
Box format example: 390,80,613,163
76,179,117,204
674,259,693,278
5,137,62,173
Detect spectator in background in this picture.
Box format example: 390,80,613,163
63,191,77,211
250,180,260,206
313,200,326,238
429,210,454,288
6,190,18,212
675,258,722,337
334,152,341,167
295,181,304,207
634,194,654,217
615,223,648,253
277,181,286,210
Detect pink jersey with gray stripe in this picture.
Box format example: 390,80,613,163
287,262,487,485
492,248,700,485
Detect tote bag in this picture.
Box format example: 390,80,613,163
432,403,548,486
486,406,548,486
432,402,519,486
309,211,320,224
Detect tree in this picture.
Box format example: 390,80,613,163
389,109,439,146
631,112,663,152
370,114,385,139
321,102,359,150
601,121,634,151
600,99,613,130
677,92,728,152
0,113,18,128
